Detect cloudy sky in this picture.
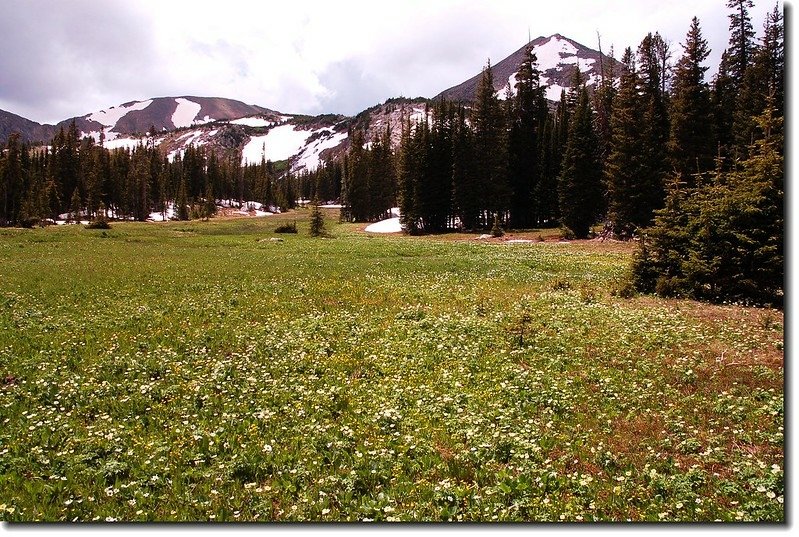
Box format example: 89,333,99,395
0,0,778,124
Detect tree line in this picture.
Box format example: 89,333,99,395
335,1,782,304
0,121,310,226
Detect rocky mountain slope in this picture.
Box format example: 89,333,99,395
436,33,618,102
1,34,617,173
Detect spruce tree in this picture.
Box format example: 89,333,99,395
558,86,602,239
69,187,82,223
397,116,421,233
309,197,326,237
711,50,737,168
726,0,756,85
175,178,190,221
507,47,547,229
632,94,783,306
669,17,714,181
471,60,508,228
605,48,647,238
451,105,479,231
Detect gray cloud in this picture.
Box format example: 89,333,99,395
0,0,157,123
0,0,776,124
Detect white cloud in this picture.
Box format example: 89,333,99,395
0,0,777,123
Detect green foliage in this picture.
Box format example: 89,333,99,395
85,202,111,230
490,213,504,238
0,217,783,521
558,86,602,239
632,100,783,306
274,221,297,234
309,199,326,237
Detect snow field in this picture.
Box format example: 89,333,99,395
364,208,402,233
172,98,203,128
87,99,153,128
230,117,276,128
241,125,321,165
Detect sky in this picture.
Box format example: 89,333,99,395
0,0,780,124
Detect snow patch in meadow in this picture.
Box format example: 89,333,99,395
365,217,402,233
87,99,153,128
149,203,175,221
172,98,202,128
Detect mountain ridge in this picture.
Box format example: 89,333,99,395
1,34,618,173
435,33,619,102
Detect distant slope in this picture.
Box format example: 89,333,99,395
435,33,618,102
68,96,277,136
0,109,57,144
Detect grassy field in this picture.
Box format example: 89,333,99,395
0,209,784,522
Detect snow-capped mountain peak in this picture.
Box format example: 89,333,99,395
436,33,617,103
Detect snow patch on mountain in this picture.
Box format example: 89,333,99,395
172,98,203,128
87,99,153,128
534,35,579,68
241,125,315,165
104,136,148,151
543,82,567,101
296,129,348,171
230,116,278,128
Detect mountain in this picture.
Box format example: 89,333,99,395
435,33,618,102
0,109,58,144
1,34,619,173
69,96,278,138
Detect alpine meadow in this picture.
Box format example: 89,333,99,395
0,0,785,524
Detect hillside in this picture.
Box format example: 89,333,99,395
1,34,618,172
436,33,618,102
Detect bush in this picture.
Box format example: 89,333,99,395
274,222,297,234
85,220,111,230
490,214,504,238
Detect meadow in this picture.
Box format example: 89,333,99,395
0,209,784,522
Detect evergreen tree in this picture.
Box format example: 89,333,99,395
418,99,454,232
558,86,602,238
733,4,784,154
451,105,479,231
175,178,190,221
711,50,737,168
0,133,24,225
633,94,783,306
309,197,326,237
69,187,82,223
341,129,370,222
507,47,547,229
726,0,756,84
669,17,715,181
397,116,421,233
605,47,647,238
471,60,508,228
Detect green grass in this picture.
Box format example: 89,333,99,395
0,211,784,521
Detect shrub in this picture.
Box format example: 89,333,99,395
274,222,297,234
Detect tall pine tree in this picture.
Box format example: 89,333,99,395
669,17,715,181
558,85,602,239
